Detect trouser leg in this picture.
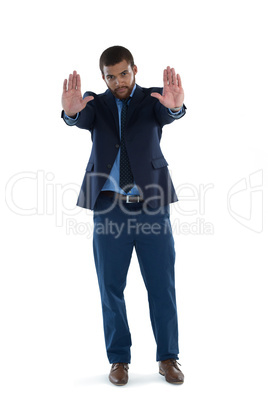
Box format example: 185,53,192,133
93,196,134,364
134,205,179,361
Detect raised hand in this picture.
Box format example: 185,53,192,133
151,66,184,110
62,70,94,117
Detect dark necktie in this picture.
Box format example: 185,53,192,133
119,98,134,193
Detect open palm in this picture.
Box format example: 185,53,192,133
151,66,184,109
62,70,94,117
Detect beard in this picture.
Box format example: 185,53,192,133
108,79,136,100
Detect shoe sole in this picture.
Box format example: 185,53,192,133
159,369,184,384
109,377,128,386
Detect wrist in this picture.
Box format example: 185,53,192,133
170,105,183,112
64,111,77,118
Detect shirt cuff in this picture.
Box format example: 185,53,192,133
167,105,186,119
64,112,80,125
168,107,183,115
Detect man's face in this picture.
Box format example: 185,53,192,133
102,60,138,99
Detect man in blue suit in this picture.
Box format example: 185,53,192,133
61,46,187,386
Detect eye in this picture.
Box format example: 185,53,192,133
121,72,127,76
107,75,114,80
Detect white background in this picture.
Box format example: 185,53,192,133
1,0,268,400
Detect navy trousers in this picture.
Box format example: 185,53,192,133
93,193,179,364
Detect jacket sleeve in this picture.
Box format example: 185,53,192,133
154,101,187,127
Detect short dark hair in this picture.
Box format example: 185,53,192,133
99,46,135,73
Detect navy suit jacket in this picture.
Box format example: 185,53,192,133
62,84,186,210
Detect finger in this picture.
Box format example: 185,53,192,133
177,73,182,88
171,68,177,85
73,70,77,90
151,92,162,100
166,66,172,85
77,74,81,91
163,68,168,87
68,73,73,90
63,78,67,93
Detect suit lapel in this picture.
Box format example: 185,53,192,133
104,90,120,136
127,84,145,124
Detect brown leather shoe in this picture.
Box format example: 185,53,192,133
159,359,184,384
109,363,129,386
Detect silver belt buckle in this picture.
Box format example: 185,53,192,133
126,195,139,203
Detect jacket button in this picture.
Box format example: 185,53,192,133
107,164,112,169
115,144,120,148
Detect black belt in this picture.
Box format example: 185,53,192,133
101,191,144,203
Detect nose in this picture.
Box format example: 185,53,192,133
115,77,124,87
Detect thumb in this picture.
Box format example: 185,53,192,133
151,92,162,101
83,95,94,106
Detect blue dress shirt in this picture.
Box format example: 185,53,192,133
64,84,184,195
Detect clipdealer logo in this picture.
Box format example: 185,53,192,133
5,169,264,236
4,169,215,237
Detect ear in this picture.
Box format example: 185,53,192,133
133,65,138,75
